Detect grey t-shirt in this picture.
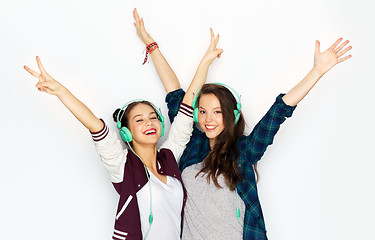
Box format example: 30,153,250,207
181,162,245,240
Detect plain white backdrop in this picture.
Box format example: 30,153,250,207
1,0,374,239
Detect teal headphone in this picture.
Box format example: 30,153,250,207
116,99,165,142
116,99,165,239
192,83,242,124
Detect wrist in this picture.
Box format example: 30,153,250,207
56,86,69,98
143,42,159,64
200,57,213,67
145,36,155,45
311,66,325,78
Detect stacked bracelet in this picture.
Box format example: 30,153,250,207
143,42,159,65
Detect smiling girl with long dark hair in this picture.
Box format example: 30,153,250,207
161,29,352,239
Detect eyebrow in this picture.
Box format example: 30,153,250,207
199,106,221,110
133,111,157,119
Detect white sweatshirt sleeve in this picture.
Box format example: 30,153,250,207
160,103,194,164
91,120,128,183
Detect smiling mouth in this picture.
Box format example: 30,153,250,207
143,129,157,135
205,125,217,131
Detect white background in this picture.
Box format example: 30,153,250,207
1,0,374,239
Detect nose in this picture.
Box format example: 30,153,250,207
145,119,152,126
205,112,213,122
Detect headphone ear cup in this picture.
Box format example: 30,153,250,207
193,108,199,123
160,121,165,137
237,102,242,111
159,114,164,123
119,127,132,142
234,110,240,124
156,112,165,138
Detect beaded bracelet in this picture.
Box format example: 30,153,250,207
143,42,159,65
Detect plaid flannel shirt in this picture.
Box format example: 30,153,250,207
165,89,296,240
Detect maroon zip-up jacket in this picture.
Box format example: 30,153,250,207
91,105,194,239
111,149,187,239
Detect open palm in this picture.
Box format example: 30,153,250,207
314,38,352,75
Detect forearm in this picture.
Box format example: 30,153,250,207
57,88,104,132
183,59,210,106
282,67,323,107
150,48,181,93
247,94,296,165
141,34,180,93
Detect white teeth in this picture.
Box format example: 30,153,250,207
145,130,156,135
206,126,216,129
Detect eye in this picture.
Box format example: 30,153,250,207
151,116,158,120
199,110,206,114
214,110,222,114
135,117,143,122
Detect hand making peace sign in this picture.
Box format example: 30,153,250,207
201,28,224,65
24,56,64,96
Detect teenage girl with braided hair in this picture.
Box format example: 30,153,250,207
23,9,198,240
160,28,352,239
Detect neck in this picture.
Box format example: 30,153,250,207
209,138,215,150
131,142,158,171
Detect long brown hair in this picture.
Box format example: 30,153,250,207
196,84,259,190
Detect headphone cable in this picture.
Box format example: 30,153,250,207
126,142,153,240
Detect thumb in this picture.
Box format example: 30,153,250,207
315,40,320,54
38,81,52,91
43,88,53,95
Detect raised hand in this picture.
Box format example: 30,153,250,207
282,38,353,106
133,8,153,45
182,29,223,106
314,38,352,75
201,28,224,65
24,56,64,96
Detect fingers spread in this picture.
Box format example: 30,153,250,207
337,45,352,58
338,54,352,64
335,40,349,53
36,56,46,73
24,65,39,78
210,28,215,43
329,38,343,51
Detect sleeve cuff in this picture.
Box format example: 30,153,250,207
165,88,185,103
90,119,109,142
275,94,297,118
179,103,193,118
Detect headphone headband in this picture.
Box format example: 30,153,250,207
116,99,165,142
192,83,242,124
117,99,164,124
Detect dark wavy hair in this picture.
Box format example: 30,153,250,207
195,84,259,190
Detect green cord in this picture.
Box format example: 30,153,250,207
126,142,153,240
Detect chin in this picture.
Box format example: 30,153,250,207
204,131,219,140
134,136,160,146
